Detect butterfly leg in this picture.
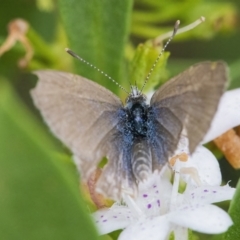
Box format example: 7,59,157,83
87,168,107,209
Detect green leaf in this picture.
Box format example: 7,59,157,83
129,42,170,94
188,230,199,240
228,59,240,90
57,0,133,94
0,78,98,240
223,180,240,240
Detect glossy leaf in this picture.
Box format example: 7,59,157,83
57,0,133,94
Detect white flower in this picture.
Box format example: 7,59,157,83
92,147,235,240
92,89,240,239
203,88,240,143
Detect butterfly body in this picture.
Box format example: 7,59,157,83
124,95,148,138
116,95,152,183
117,93,174,183
31,61,228,200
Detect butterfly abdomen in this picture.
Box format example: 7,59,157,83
131,140,152,182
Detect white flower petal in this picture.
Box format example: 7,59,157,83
203,89,240,143
136,171,172,216
92,206,133,235
184,184,235,205
119,215,170,240
169,204,233,234
175,146,221,186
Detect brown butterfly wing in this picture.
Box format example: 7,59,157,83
31,70,123,180
94,145,128,200
150,61,228,159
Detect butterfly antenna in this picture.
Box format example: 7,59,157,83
140,20,180,94
153,16,205,45
65,48,130,94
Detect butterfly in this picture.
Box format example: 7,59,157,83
31,60,227,200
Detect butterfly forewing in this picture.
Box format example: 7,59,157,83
31,70,123,179
150,61,228,154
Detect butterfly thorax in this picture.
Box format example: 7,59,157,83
125,94,149,139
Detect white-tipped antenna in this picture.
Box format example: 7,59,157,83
153,16,205,45
140,20,180,94
65,48,130,94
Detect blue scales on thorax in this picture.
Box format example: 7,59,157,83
126,98,148,138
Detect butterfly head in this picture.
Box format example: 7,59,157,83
126,86,147,107
126,86,147,108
